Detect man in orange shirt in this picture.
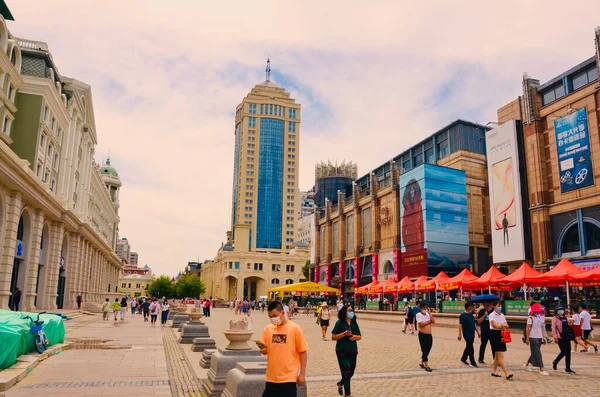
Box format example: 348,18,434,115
259,301,308,397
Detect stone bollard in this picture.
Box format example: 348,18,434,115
200,348,217,369
201,319,266,397
179,309,210,344
167,306,179,321
172,306,190,329
222,362,307,397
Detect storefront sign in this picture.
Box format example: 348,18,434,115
353,257,360,291
400,249,428,278
505,300,533,316
393,249,399,281
573,259,600,271
314,266,320,283
554,108,594,193
372,254,379,282
325,264,331,286
441,301,464,314
366,301,379,310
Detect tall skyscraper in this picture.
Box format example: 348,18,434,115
231,60,301,251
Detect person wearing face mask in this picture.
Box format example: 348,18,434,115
416,302,435,372
524,303,549,375
458,302,479,367
551,305,576,373
332,304,362,397
259,301,308,397
489,301,513,380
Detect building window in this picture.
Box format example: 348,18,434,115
2,115,10,134
272,264,281,271
249,104,257,114
271,278,280,284
541,83,566,106
234,261,240,269
289,121,296,132
332,221,339,255
248,117,256,128
36,162,42,177
362,207,372,248
7,84,13,101
43,106,49,121
50,179,56,191
10,48,16,66
289,108,296,119
128,283,131,288
413,149,423,166
286,265,295,272
254,263,263,271
346,215,354,254
285,279,294,285
260,104,264,114
437,138,449,159
424,141,434,164
269,104,273,114
43,170,49,183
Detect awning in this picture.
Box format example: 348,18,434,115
372,277,397,293
417,271,449,292
267,281,338,294
528,258,586,286
463,266,507,290
570,266,600,286
439,268,478,291
496,262,543,287
356,280,380,294
396,276,415,293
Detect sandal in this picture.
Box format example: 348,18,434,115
506,374,514,380
491,373,501,378
419,363,425,369
424,366,433,372
337,382,343,395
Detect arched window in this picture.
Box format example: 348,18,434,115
383,260,394,274
271,278,280,285
285,279,293,285
10,47,16,66
346,264,355,281
585,222,600,251
562,224,580,254
361,262,372,278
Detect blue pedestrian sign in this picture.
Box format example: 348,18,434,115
554,108,594,193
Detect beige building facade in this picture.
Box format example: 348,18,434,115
0,15,122,311
201,225,308,301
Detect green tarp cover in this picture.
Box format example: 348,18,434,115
0,309,65,370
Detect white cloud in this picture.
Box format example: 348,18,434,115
8,0,600,276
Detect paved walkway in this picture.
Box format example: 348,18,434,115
4,308,600,397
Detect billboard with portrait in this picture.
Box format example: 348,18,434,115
399,164,469,277
485,120,526,263
554,108,594,193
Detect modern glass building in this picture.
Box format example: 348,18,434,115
230,63,301,251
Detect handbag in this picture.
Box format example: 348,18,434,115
501,329,512,343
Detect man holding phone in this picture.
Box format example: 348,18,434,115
259,300,309,397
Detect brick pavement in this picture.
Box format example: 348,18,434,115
4,308,600,397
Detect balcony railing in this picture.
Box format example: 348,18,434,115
16,38,49,51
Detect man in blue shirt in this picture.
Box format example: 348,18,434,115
458,302,479,367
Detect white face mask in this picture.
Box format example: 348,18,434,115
422,309,428,314
270,316,282,326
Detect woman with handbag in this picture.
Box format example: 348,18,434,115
489,301,513,380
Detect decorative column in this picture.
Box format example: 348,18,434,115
65,234,81,308
24,210,44,311
0,191,24,309
45,222,65,309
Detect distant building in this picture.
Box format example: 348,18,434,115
128,252,138,265
314,161,357,208
116,238,131,263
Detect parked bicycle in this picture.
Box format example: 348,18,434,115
23,312,49,353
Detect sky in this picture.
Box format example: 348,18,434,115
8,1,600,277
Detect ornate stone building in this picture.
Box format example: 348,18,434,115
0,14,122,311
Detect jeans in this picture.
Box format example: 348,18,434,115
554,338,571,370
418,332,433,362
151,314,157,324
161,310,169,324
461,336,475,364
262,382,296,397
479,332,495,362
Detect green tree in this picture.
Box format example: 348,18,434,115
148,275,174,298
174,274,206,299
302,260,311,280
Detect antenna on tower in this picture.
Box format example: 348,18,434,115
266,58,271,81
106,147,111,165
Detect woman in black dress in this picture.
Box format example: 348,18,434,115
331,304,362,396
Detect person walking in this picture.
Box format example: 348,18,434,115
489,301,513,380
141,298,151,322
332,304,361,397
579,304,598,353
477,301,495,364
120,297,127,321
552,305,576,373
458,302,479,367
524,303,549,375
402,303,415,334
317,302,331,341
12,287,22,311
570,305,587,352
76,294,83,310
112,298,121,321
131,298,138,314
101,298,111,321
204,298,211,318
259,301,308,397
149,298,159,326
160,299,170,325
416,302,435,372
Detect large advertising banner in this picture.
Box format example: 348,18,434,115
554,108,594,193
485,120,526,263
400,164,469,277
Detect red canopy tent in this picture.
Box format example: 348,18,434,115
412,275,429,292
528,259,585,304
496,262,542,300
371,277,398,294
356,280,380,294
463,266,507,292
570,266,600,287
439,269,478,291
417,271,450,292
398,276,416,293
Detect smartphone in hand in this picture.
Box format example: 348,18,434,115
255,340,267,350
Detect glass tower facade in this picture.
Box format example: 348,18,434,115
256,118,284,249
231,122,241,230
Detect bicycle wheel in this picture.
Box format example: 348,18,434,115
41,331,49,346
35,334,45,353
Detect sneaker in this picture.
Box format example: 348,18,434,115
461,360,472,367
552,361,557,371
539,371,550,376
478,360,485,365
580,349,589,353
527,367,536,372
565,369,576,374
470,363,478,368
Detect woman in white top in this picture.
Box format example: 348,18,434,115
524,303,549,375
317,302,331,341
489,301,513,380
